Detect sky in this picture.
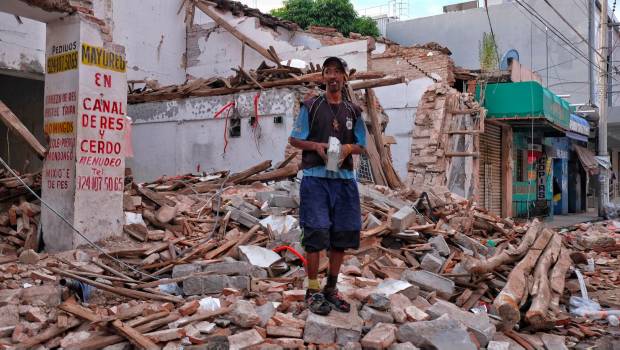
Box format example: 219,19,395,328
240,0,475,19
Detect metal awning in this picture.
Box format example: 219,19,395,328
566,131,588,142
573,145,599,175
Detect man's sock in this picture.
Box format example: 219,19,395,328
324,274,338,292
307,278,320,292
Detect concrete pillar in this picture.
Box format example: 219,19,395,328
42,14,127,252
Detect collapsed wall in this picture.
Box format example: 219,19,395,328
406,83,484,201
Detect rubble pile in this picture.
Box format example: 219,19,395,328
0,169,42,255
0,170,40,202
0,162,617,349
128,62,394,104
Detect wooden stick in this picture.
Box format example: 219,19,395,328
74,313,181,350
131,270,217,290
0,100,46,158
175,306,232,328
18,318,82,349
51,268,182,303
59,301,101,322
239,163,298,183
64,269,136,283
127,311,170,328
365,88,403,189
350,77,405,90
112,319,160,350
226,224,261,259
93,259,137,282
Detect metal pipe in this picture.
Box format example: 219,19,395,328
589,0,595,104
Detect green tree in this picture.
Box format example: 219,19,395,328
479,32,499,71
351,16,380,37
270,0,380,37
270,0,314,29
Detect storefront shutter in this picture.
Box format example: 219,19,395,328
479,123,503,215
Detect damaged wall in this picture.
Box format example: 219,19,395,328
106,0,187,85
0,0,187,85
0,12,45,76
407,83,482,200
128,88,299,182
188,9,370,78
371,46,456,178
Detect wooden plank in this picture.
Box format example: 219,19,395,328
0,100,46,158
112,319,160,350
351,77,405,90
59,301,102,322
240,163,297,183
51,268,183,303
195,1,279,64
19,318,82,348
501,125,513,218
365,89,403,189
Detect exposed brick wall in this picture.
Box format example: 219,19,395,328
371,46,455,84
407,83,481,201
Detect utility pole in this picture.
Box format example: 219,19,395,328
598,0,609,216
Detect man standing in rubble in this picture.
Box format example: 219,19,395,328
288,57,366,315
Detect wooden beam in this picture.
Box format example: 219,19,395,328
0,100,46,159
365,89,403,189
195,1,279,64
351,77,405,90
112,319,160,350
51,268,183,303
501,125,513,218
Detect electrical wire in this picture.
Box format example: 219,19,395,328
515,0,610,76
514,0,620,89
0,155,159,280
542,0,604,61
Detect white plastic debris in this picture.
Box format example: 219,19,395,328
22,283,33,288
199,297,221,312
260,215,298,235
374,279,414,296
281,58,307,69
124,212,146,226
238,245,282,268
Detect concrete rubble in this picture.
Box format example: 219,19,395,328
0,161,616,349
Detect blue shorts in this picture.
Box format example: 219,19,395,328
299,176,361,252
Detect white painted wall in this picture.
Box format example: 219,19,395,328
0,12,45,75
128,88,299,182
109,0,187,85
1,0,188,85
188,9,369,78
374,77,435,178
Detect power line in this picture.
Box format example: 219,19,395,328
517,0,597,68
512,1,587,70
514,0,611,78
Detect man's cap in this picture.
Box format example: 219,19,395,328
322,57,348,73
